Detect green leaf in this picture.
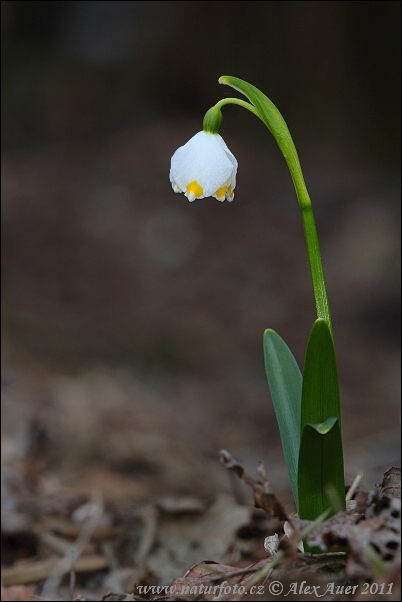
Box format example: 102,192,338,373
298,319,345,520
298,420,345,519
263,329,302,510
301,319,341,428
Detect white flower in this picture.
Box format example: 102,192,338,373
170,131,237,202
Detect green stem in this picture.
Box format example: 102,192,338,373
214,78,333,337
214,97,259,117
284,163,333,336
273,141,333,336
280,156,333,336
301,203,333,336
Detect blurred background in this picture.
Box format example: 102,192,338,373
1,1,401,508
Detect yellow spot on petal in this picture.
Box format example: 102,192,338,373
186,181,204,200
215,186,226,200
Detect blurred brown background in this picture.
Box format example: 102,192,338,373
1,1,400,508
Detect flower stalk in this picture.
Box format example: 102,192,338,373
170,76,345,520
217,76,333,336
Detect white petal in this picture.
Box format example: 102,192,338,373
170,131,237,201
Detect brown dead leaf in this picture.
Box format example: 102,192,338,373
219,450,288,521
102,566,151,595
296,512,354,553
353,557,401,601
143,494,251,584
293,488,401,581
169,559,268,601
379,467,401,499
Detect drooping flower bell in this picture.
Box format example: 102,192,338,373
169,106,238,202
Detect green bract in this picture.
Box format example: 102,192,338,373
202,106,223,134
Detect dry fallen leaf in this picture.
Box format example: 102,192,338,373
169,558,268,601
379,467,401,499
144,494,251,584
219,450,288,521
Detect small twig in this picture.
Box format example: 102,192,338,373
34,529,94,556
1,554,108,586
69,562,76,602
301,552,347,564
346,472,363,501
41,491,104,601
198,562,261,582
42,518,119,540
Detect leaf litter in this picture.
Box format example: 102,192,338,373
1,435,400,602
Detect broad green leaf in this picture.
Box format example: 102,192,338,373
298,420,345,519
301,319,341,428
263,329,302,509
298,319,345,519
